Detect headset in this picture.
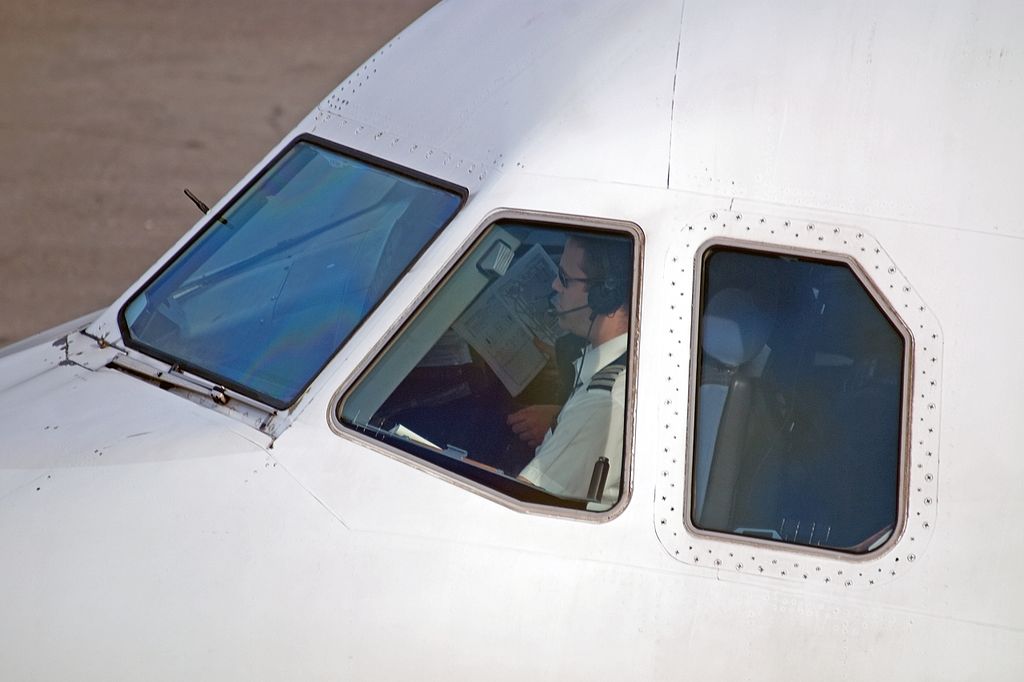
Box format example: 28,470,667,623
577,235,632,318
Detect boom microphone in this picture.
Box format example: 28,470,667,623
547,291,589,317
551,303,589,316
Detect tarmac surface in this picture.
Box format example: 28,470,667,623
0,0,437,346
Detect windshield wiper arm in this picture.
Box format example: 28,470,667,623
184,188,228,224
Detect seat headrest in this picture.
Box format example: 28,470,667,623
701,287,770,368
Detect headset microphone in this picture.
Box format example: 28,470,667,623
547,292,589,317
551,303,590,317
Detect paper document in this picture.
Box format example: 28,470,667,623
453,244,564,395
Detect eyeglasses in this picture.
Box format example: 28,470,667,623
557,265,599,288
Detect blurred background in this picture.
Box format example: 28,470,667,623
0,0,437,345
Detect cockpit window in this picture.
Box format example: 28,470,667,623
339,220,636,512
120,138,463,408
691,246,906,553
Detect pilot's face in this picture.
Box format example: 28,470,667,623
552,237,591,337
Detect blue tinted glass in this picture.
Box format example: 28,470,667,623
341,222,634,511
123,141,462,406
693,248,905,553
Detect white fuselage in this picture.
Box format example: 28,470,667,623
0,0,1021,679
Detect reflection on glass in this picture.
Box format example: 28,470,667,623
340,222,634,511
122,141,462,407
692,248,905,553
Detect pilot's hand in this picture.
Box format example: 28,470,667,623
532,336,555,360
507,404,560,448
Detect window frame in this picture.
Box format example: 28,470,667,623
329,208,644,522
116,133,468,409
683,237,914,559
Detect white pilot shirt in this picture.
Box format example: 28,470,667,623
519,333,628,505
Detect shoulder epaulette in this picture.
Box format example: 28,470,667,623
587,356,627,392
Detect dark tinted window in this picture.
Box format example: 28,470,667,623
692,247,905,553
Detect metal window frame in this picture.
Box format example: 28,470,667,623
682,236,914,560
116,133,468,410
328,207,644,523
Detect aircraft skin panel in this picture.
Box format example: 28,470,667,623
669,0,1024,237
0,333,70,394
314,0,683,190
0,466,1018,681
0,362,271,471
1,0,1023,678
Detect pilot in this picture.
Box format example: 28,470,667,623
511,234,631,503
